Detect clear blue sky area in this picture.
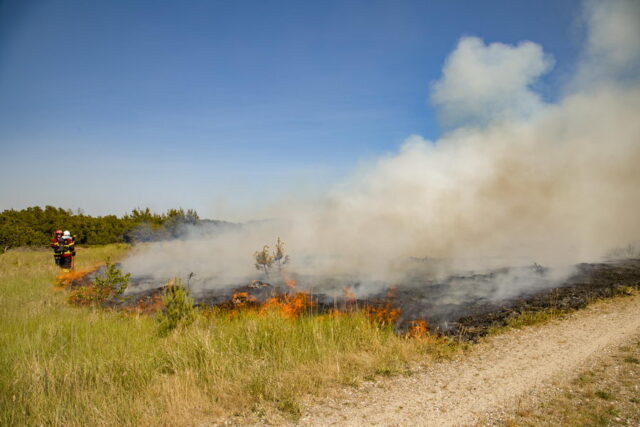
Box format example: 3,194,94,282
0,0,580,217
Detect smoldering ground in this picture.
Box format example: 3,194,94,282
119,1,640,315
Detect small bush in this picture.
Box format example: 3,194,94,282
94,258,131,299
254,237,290,277
254,245,274,277
67,259,130,305
157,278,197,334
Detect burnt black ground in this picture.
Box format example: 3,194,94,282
76,258,640,340
449,259,640,339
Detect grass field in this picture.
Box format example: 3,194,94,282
0,245,458,426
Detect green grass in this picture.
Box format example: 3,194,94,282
0,245,459,426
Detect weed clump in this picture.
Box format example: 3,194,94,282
157,278,197,334
595,390,615,401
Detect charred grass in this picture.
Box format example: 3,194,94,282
0,245,460,426
485,307,570,336
482,285,640,342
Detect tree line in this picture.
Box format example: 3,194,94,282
0,206,203,251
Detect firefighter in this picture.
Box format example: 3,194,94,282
50,230,63,266
58,230,76,271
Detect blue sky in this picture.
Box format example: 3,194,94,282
0,0,581,218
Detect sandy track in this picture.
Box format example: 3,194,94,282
297,295,640,426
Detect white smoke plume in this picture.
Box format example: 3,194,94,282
122,1,640,297
573,0,640,87
430,36,553,128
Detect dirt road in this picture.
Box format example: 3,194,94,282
297,295,640,426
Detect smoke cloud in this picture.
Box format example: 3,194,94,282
430,36,553,128
121,1,640,299
574,0,640,87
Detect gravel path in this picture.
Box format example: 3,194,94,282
297,295,640,426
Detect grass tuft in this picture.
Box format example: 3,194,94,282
595,390,615,401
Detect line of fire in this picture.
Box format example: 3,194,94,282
55,252,640,341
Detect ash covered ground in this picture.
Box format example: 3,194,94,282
79,257,640,340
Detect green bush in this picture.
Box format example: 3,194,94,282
94,258,131,300
67,258,131,306
157,278,197,334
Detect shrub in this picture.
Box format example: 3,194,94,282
273,237,290,271
254,237,290,277
157,278,197,334
67,259,130,305
254,245,274,277
94,258,131,299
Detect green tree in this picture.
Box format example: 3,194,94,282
157,278,196,334
254,245,274,277
0,206,204,247
272,237,289,271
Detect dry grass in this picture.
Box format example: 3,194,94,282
502,338,640,426
0,245,460,426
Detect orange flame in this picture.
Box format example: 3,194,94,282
285,279,297,288
342,287,356,303
281,269,297,288
55,268,96,288
261,292,317,318
231,291,257,307
220,276,405,329
407,319,429,338
362,284,400,326
365,303,401,326
124,293,164,314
